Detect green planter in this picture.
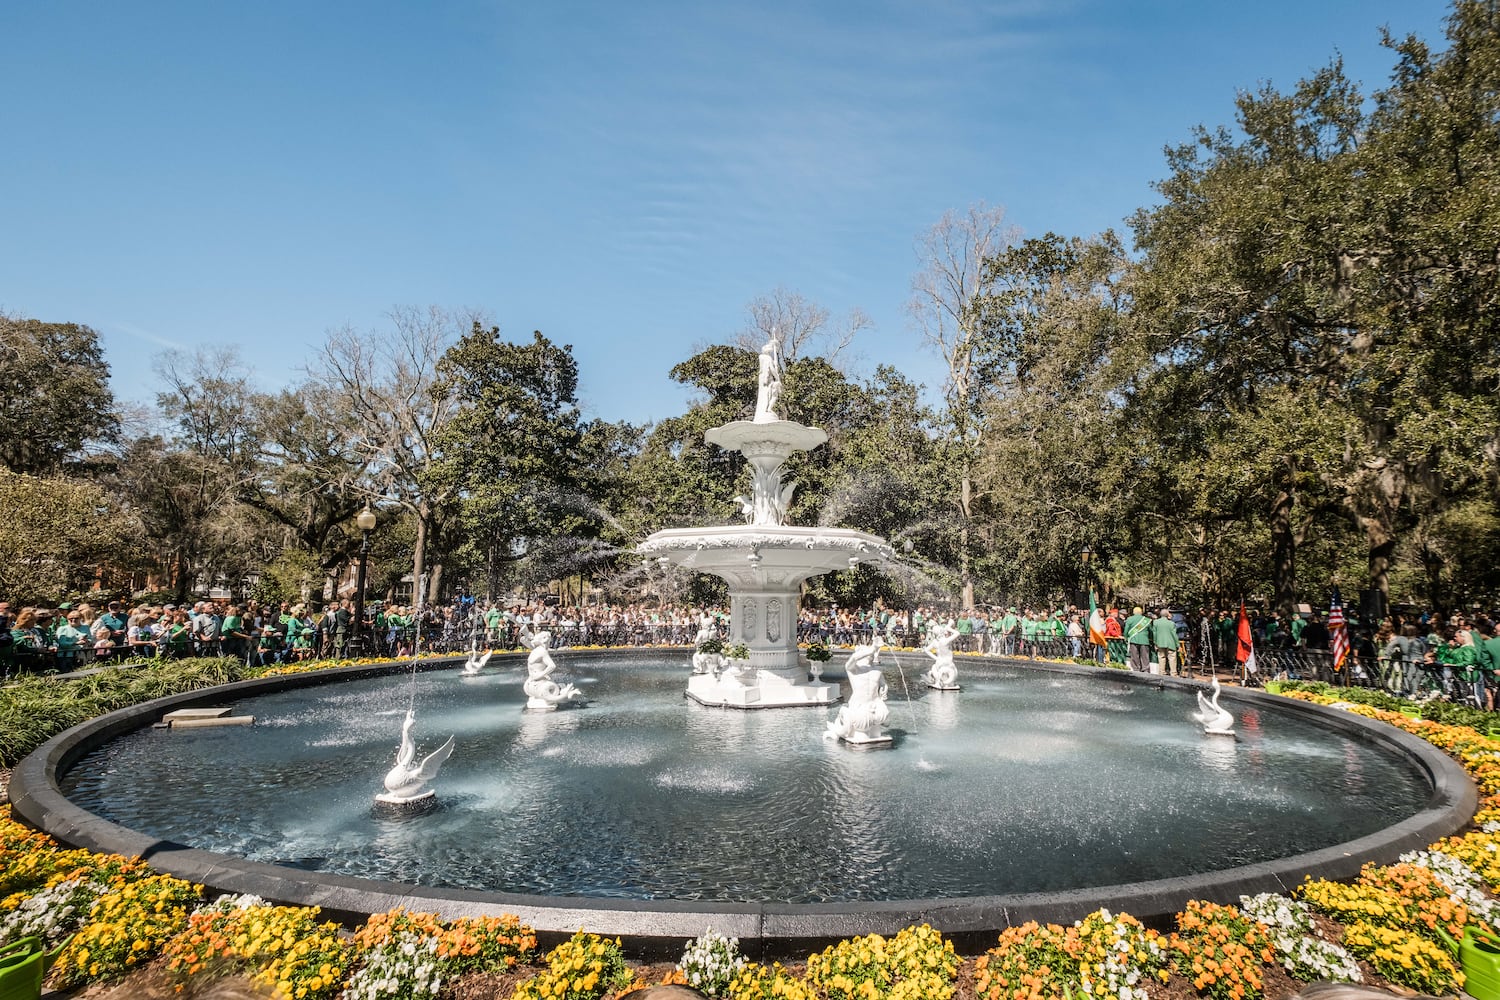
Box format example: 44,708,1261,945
1461,926,1500,1000
1399,707,1421,720
0,938,43,1000
1263,681,1283,694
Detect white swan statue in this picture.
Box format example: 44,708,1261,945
825,634,893,746
523,630,582,711
1194,677,1235,736
375,710,455,805
923,620,961,691
462,646,493,675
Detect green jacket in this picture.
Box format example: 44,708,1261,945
1485,636,1500,674
1150,617,1178,649
1124,614,1152,646
1470,629,1496,672
1439,643,1478,670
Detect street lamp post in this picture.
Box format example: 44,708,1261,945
353,505,377,653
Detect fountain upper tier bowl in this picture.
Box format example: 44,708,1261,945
638,524,895,578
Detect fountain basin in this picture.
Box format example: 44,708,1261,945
7,652,1475,959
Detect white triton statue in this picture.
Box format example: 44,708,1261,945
691,613,723,675
753,333,783,423
1194,677,1235,736
825,634,893,746
375,710,455,806
523,629,582,711
923,619,962,691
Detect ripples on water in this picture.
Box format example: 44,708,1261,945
60,661,1431,903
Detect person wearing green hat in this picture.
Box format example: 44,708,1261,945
1000,607,1019,655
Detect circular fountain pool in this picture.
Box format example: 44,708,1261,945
10,653,1475,955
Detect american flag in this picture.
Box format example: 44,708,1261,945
1329,587,1349,671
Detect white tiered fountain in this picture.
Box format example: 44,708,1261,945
639,335,895,709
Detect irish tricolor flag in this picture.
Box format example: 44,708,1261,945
1236,602,1257,675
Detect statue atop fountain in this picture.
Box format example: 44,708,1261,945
923,620,962,691
754,333,783,423
638,332,895,709
374,710,455,809
824,635,892,746
523,630,582,711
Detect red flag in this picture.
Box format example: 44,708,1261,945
1236,602,1257,675
1329,587,1349,671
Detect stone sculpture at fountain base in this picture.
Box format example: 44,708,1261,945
825,638,892,746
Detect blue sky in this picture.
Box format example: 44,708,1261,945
2,1,1450,427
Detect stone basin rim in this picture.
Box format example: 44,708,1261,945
6,651,1476,960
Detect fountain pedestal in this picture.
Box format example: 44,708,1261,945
639,408,894,710
649,525,885,708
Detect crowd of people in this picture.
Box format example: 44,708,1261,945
1,594,1496,703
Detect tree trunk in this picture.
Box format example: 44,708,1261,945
1270,470,1296,619
1365,520,1395,613
412,506,429,607
427,562,443,605
959,468,974,610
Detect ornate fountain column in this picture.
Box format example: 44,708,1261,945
638,334,894,709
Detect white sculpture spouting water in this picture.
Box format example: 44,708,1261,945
523,630,582,711
639,332,895,709
462,646,493,675
922,620,962,691
1194,677,1236,736
375,710,455,806
824,635,892,746
691,613,724,675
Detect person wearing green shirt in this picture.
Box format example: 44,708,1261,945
1000,608,1019,656
1485,622,1500,711
1151,610,1181,677
1020,612,1042,659
1438,628,1480,705
1289,614,1307,647
1124,606,1152,672
221,607,251,662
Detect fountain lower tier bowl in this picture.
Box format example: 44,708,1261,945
10,651,1475,958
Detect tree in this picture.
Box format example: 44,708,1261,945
238,385,373,596
0,315,119,474
310,306,473,606
0,471,139,602
732,287,869,367
1128,1,1500,611
974,233,1137,603
429,326,589,600
908,203,1021,609
132,348,262,601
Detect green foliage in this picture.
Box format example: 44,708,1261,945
0,316,119,475
1279,679,1500,736
249,547,323,607
0,470,140,603
0,658,245,766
